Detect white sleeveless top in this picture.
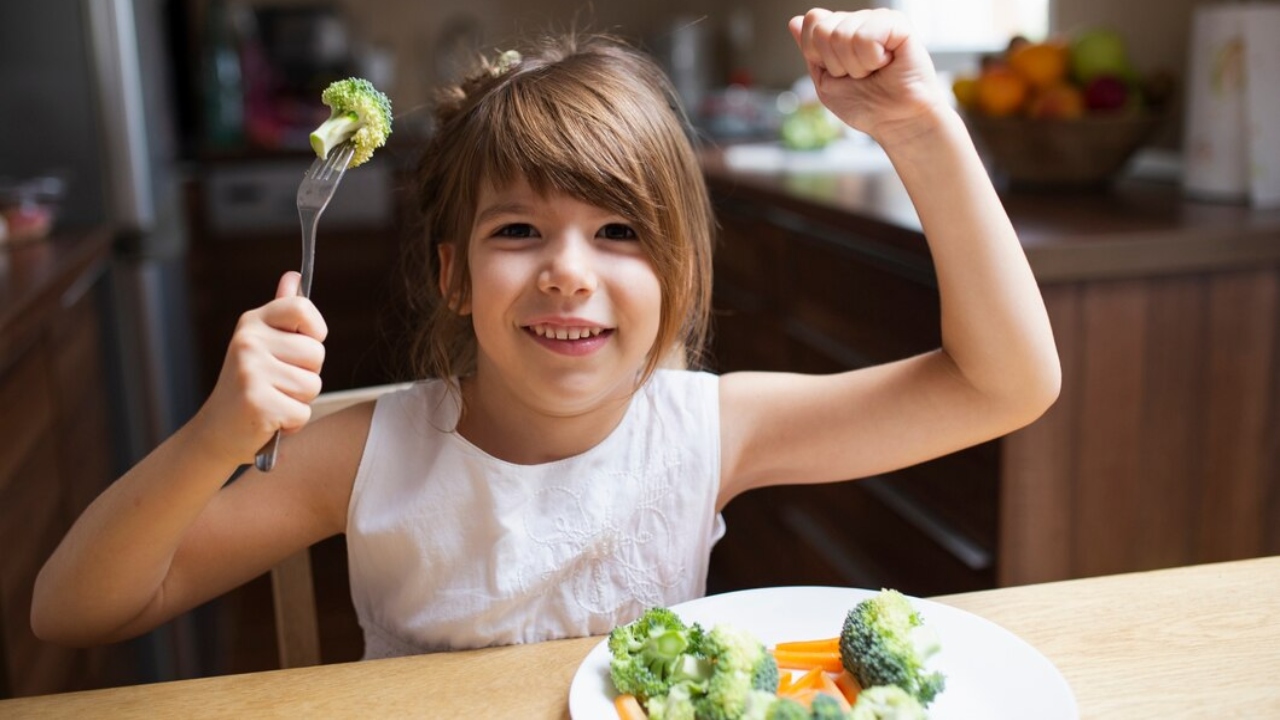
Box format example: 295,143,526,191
345,370,725,659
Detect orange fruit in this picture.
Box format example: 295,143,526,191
1027,82,1086,119
976,67,1030,117
952,76,980,110
1009,42,1070,89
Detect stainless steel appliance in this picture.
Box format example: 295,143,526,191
0,0,205,683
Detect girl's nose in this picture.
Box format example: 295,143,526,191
537,234,598,296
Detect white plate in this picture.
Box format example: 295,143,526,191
568,586,1077,719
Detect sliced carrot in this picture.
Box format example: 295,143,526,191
777,669,795,694
772,648,844,674
834,670,862,706
614,694,648,720
784,687,821,709
817,672,852,712
774,637,840,654
784,666,826,694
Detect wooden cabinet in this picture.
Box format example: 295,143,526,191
706,196,997,598
0,231,118,697
703,162,1280,596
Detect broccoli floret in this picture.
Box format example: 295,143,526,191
610,611,781,720
763,697,811,720
738,690,788,720
693,624,780,720
809,694,851,720
309,77,392,168
839,590,945,707
609,608,709,703
848,685,927,720
649,683,699,720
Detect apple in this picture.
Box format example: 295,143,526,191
1083,75,1130,112
1070,29,1132,84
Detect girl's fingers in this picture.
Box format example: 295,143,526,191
261,271,328,340
237,362,317,435
257,296,329,342
262,331,326,373
836,14,883,79
819,11,876,78
271,362,324,407
261,391,313,435
791,9,904,80
276,270,301,300
847,10,910,76
790,9,831,68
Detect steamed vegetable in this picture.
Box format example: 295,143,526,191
839,590,945,707
309,77,392,168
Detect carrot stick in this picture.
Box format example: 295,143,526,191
774,637,840,654
785,688,821,709
834,670,862,706
784,666,826,694
772,648,844,674
817,672,852,712
777,670,795,694
614,694,648,720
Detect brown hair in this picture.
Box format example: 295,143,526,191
403,32,715,388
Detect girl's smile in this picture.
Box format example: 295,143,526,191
524,321,616,356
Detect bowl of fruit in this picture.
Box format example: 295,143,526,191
953,29,1172,190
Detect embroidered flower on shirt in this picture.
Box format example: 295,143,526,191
518,454,685,617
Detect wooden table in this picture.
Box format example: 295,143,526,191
4,556,1277,718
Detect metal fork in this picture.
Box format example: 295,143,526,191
254,142,356,472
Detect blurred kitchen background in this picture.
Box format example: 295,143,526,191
3,0,1277,700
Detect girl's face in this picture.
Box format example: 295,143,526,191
446,176,663,415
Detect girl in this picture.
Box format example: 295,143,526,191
33,9,1059,659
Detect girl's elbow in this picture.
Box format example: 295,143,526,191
31,604,114,649
30,576,75,646
1012,356,1062,428
30,569,103,648
30,590,75,647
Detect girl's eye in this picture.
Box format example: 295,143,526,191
493,223,537,238
599,223,637,241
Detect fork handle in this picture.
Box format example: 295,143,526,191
255,432,282,472
253,166,331,473
255,214,316,472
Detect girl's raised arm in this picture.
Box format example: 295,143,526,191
718,9,1061,507
31,272,363,646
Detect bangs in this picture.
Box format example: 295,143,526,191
470,64,668,234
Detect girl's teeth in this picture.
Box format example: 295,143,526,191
532,324,601,340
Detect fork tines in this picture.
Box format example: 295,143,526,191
310,143,355,180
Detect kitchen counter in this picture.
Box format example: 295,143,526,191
3,556,1276,718
0,228,112,370
701,147,1280,283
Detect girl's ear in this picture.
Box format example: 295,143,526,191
436,243,471,314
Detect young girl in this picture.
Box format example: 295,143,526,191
33,9,1059,659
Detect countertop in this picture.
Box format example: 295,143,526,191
701,146,1280,283
3,556,1277,718
0,228,112,370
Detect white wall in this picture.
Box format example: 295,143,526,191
258,0,1199,145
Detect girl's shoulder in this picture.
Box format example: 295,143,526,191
639,369,721,426
648,367,719,390
643,368,719,405
367,379,458,427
